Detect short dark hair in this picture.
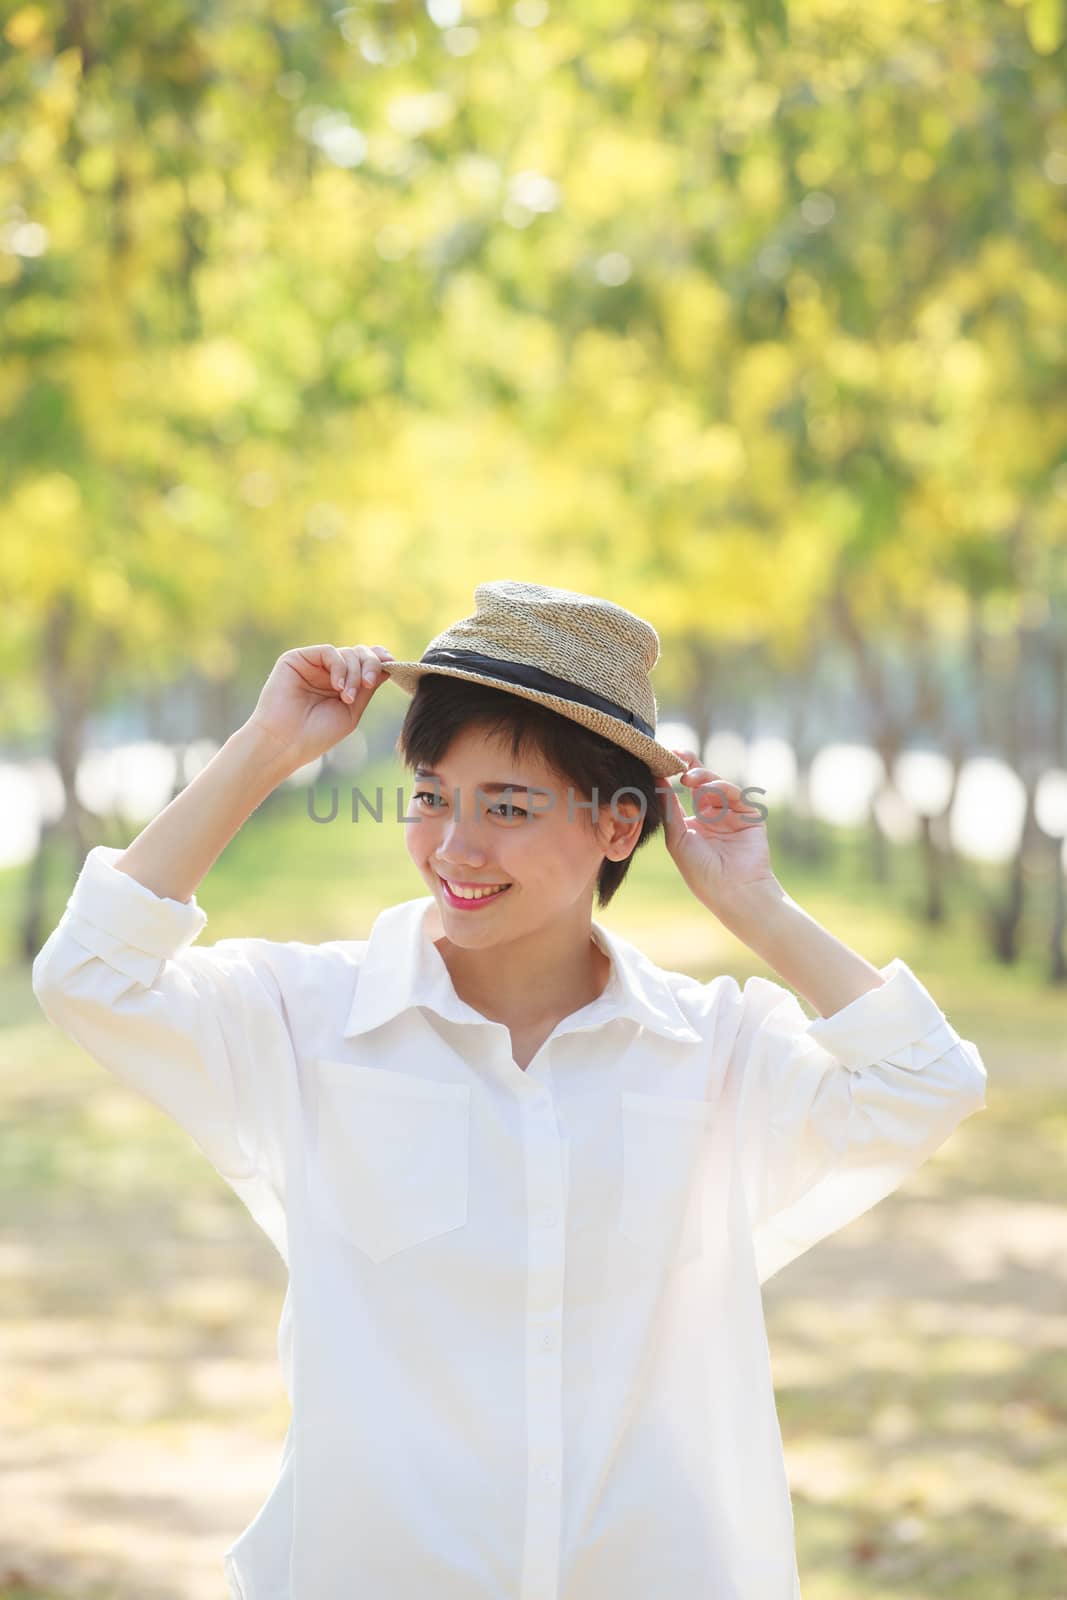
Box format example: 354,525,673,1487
394,673,666,910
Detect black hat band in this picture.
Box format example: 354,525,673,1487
419,648,655,741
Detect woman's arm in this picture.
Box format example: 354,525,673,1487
114,721,293,904
113,640,394,903
714,881,887,1019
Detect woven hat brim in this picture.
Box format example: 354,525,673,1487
378,660,689,781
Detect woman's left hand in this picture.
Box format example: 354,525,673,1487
658,748,780,914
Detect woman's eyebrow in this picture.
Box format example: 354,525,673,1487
414,767,533,795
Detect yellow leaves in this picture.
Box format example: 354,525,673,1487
186,171,228,215
1026,0,1066,53
14,471,80,525
795,147,837,189
0,0,1062,723
75,144,118,192
864,140,899,178
738,150,785,211
439,268,492,333
825,337,880,391
697,425,748,483
883,340,935,402
3,474,84,598
899,148,936,182
497,316,562,393
3,294,74,342
66,349,171,463
659,272,732,375
976,235,1028,293
85,565,131,625
565,128,680,221
569,328,651,396
735,82,782,128
787,280,834,345
18,122,59,174
887,416,946,472
9,41,79,151
662,524,809,643
646,407,746,489
730,341,796,426
919,107,954,152
915,298,962,343
441,273,563,394
178,339,258,417
584,32,651,87
971,487,1023,535
1018,263,1067,327
938,340,991,401
4,5,47,50
303,169,375,258
50,44,82,82
453,152,503,205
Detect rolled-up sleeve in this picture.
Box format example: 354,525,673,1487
31,845,296,1247
727,957,988,1284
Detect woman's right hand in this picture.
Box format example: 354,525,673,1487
245,643,396,771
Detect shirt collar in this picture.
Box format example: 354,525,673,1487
343,896,701,1044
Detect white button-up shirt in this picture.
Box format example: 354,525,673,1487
32,845,988,1600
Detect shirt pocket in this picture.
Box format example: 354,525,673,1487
617,1090,718,1270
311,1060,471,1263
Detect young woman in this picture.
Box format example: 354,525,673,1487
33,580,987,1600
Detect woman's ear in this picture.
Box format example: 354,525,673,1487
599,796,645,862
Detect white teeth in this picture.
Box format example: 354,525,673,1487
443,880,509,901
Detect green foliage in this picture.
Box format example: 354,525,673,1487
1,0,1064,723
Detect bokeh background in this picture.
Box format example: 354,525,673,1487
2,0,1066,1595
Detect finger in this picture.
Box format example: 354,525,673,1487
687,772,746,806
336,646,370,702
656,779,689,849
358,649,384,691
350,646,395,698
320,644,347,692
331,647,354,701
693,787,732,823
684,773,731,805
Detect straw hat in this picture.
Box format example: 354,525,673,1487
379,579,689,780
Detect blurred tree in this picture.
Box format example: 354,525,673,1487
1,0,1064,974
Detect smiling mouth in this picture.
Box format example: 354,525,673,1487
437,874,513,902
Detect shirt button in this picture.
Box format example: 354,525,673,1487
538,1329,555,1351
535,1209,558,1227
540,1467,558,1487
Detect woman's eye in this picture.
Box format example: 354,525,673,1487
412,790,527,819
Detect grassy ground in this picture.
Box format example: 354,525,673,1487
1,757,1065,1598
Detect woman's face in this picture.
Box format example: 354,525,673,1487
403,725,640,946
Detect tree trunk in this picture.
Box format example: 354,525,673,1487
1048,835,1067,985
20,649,94,960
1045,620,1066,985
20,600,100,963
979,586,1041,966
986,777,1039,964
680,632,717,759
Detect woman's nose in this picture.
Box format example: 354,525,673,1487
436,819,487,866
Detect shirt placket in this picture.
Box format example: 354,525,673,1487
518,1071,567,1600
